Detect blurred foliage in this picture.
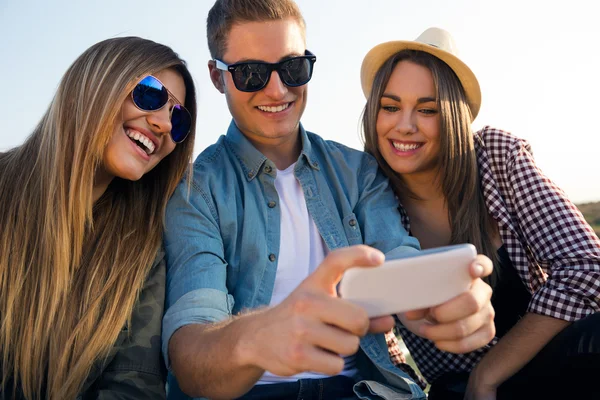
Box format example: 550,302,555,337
577,201,600,238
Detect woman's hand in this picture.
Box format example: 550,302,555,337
402,255,496,353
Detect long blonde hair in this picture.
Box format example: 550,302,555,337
362,50,498,285
0,36,197,399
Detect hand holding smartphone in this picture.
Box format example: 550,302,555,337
339,244,477,318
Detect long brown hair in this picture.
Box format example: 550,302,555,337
362,50,498,285
0,37,197,399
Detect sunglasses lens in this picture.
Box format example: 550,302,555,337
132,76,169,111
170,105,192,143
279,58,313,86
229,56,315,92
232,63,270,92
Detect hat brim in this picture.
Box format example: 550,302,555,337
360,40,481,120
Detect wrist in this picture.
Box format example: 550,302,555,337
471,357,502,388
232,310,266,370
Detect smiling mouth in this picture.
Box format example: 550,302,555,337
257,102,292,113
126,129,156,155
392,141,423,152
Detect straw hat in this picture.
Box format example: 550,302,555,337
360,27,481,120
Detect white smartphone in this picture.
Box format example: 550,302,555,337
339,244,477,318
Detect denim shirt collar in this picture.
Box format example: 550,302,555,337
224,120,320,181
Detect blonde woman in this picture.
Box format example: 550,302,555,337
361,28,600,399
0,37,196,399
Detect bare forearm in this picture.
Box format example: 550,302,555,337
473,312,570,387
169,315,265,399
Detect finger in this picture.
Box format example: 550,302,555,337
291,317,362,357
289,292,371,337
368,315,395,333
419,303,495,342
470,255,493,279
429,278,492,323
283,342,346,376
305,245,384,290
432,319,496,354
403,309,430,321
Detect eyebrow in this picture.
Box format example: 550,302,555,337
381,94,437,104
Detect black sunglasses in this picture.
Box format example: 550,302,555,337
214,50,317,92
131,75,192,143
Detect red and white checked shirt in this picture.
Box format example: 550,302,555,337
384,126,600,384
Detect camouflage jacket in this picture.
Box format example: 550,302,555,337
78,250,167,400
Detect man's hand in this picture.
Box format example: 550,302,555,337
239,245,394,377
401,254,496,353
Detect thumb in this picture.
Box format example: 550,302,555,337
304,245,385,291
470,254,493,280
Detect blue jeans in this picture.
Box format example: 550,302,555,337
236,375,357,400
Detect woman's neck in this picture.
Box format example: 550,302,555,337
401,170,444,203
400,173,451,249
93,169,113,203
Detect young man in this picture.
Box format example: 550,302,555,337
162,1,495,399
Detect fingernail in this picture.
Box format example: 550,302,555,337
370,250,385,264
473,264,484,276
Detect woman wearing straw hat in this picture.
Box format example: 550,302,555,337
361,28,600,399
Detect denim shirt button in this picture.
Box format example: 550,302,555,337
349,219,357,227
268,201,277,208
247,171,254,178
268,253,276,262
264,165,273,174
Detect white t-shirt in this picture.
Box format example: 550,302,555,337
257,163,357,384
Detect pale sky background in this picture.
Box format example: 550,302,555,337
1,0,598,203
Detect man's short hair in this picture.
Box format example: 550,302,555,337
207,0,306,60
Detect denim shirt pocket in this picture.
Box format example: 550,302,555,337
343,213,363,246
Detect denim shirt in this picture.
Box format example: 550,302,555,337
163,121,426,399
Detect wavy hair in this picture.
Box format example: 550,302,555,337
0,36,197,399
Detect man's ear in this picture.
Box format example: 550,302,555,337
208,60,225,93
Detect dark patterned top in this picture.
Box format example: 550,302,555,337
385,126,600,384
78,251,167,399
2,252,166,400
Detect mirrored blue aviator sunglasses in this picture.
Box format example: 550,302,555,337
214,50,317,92
131,75,192,143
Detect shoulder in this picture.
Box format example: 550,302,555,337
192,135,229,175
474,126,535,171
474,126,532,155
186,136,236,195
194,135,227,164
305,130,378,170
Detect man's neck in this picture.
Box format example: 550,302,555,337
246,130,302,170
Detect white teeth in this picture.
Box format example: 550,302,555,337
392,141,422,152
126,129,156,155
258,103,290,113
